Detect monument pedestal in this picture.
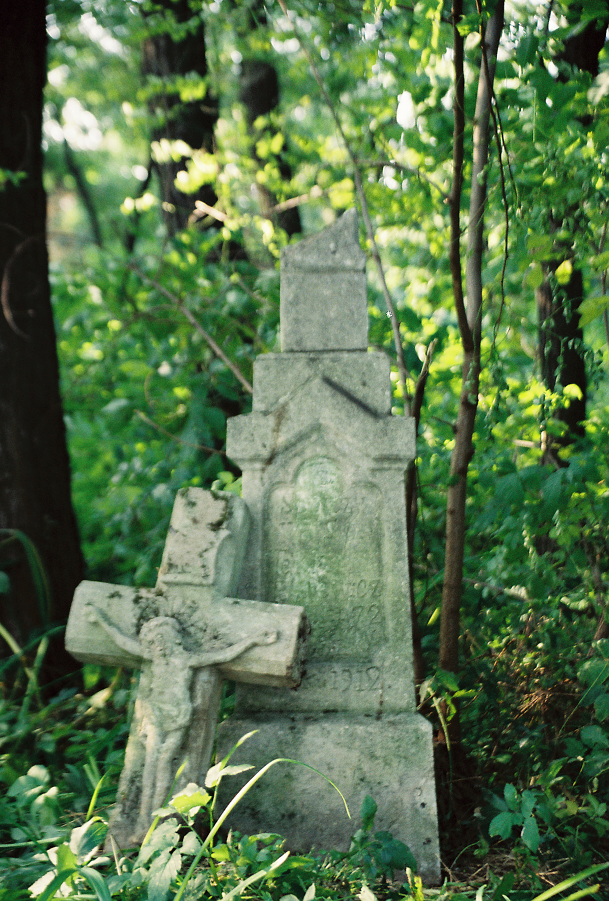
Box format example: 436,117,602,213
218,210,440,882
218,712,438,882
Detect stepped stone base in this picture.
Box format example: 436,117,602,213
216,711,440,884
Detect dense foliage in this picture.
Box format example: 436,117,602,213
2,0,609,894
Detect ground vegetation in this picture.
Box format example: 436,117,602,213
2,0,609,894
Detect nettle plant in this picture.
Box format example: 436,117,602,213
488,640,609,868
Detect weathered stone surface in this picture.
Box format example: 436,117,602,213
66,488,308,849
217,210,440,881
280,209,368,352
219,714,439,879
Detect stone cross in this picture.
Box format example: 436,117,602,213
66,488,308,849
216,210,440,882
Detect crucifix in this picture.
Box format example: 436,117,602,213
66,488,308,849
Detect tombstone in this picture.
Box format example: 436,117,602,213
66,488,308,849
216,210,440,881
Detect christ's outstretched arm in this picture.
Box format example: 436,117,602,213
85,604,144,659
191,629,278,668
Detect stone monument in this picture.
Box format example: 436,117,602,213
66,488,308,849
217,209,440,881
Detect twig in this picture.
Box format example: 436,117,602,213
128,264,253,394
191,200,228,223
269,184,326,213
356,156,450,203
135,410,230,457
475,0,517,342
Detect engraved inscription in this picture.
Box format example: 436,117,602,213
307,665,382,694
326,665,382,692
266,457,386,660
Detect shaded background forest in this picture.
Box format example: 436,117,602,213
2,0,609,886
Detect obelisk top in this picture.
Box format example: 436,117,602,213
280,209,368,353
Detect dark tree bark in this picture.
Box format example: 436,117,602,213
0,1,84,675
239,59,302,237
439,0,504,746
237,0,302,237
142,0,219,234
536,2,609,456
558,5,608,78
538,264,587,456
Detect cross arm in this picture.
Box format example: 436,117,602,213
214,598,309,689
66,581,146,668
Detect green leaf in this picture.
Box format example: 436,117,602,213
579,657,609,688
525,266,544,289
56,843,78,873
521,815,540,852
594,693,609,721
542,468,568,512
520,790,537,819
182,831,202,855
503,783,519,811
456,11,481,37
382,835,417,871
437,669,460,692
360,795,378,831
489,811,515,840
555,260,573,285
495,472,524,507
581,725,609,749
35,869,78,901
171,785,211,815
78,865,113,901
70,818,107,861
489,873,515,901
579,295,609,327
516,32,539,68
205,761,253,788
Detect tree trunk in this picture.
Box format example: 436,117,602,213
0,1,84,677
237,0,302,237
538,264,586,462
406,341,435,692
142,0,219,234
536,4,609,457
438,1,504,745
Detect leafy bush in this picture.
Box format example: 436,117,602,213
487,641,609,873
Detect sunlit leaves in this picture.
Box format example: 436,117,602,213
40,10,609,872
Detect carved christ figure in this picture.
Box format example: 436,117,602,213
86,605,277,839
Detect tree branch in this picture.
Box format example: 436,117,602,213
275,0,412,407
63,139,103,248
128,264,253,394
466,1,504,339
449,0,470,351
135,409,230,456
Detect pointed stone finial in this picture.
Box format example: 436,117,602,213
280,209,368,352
